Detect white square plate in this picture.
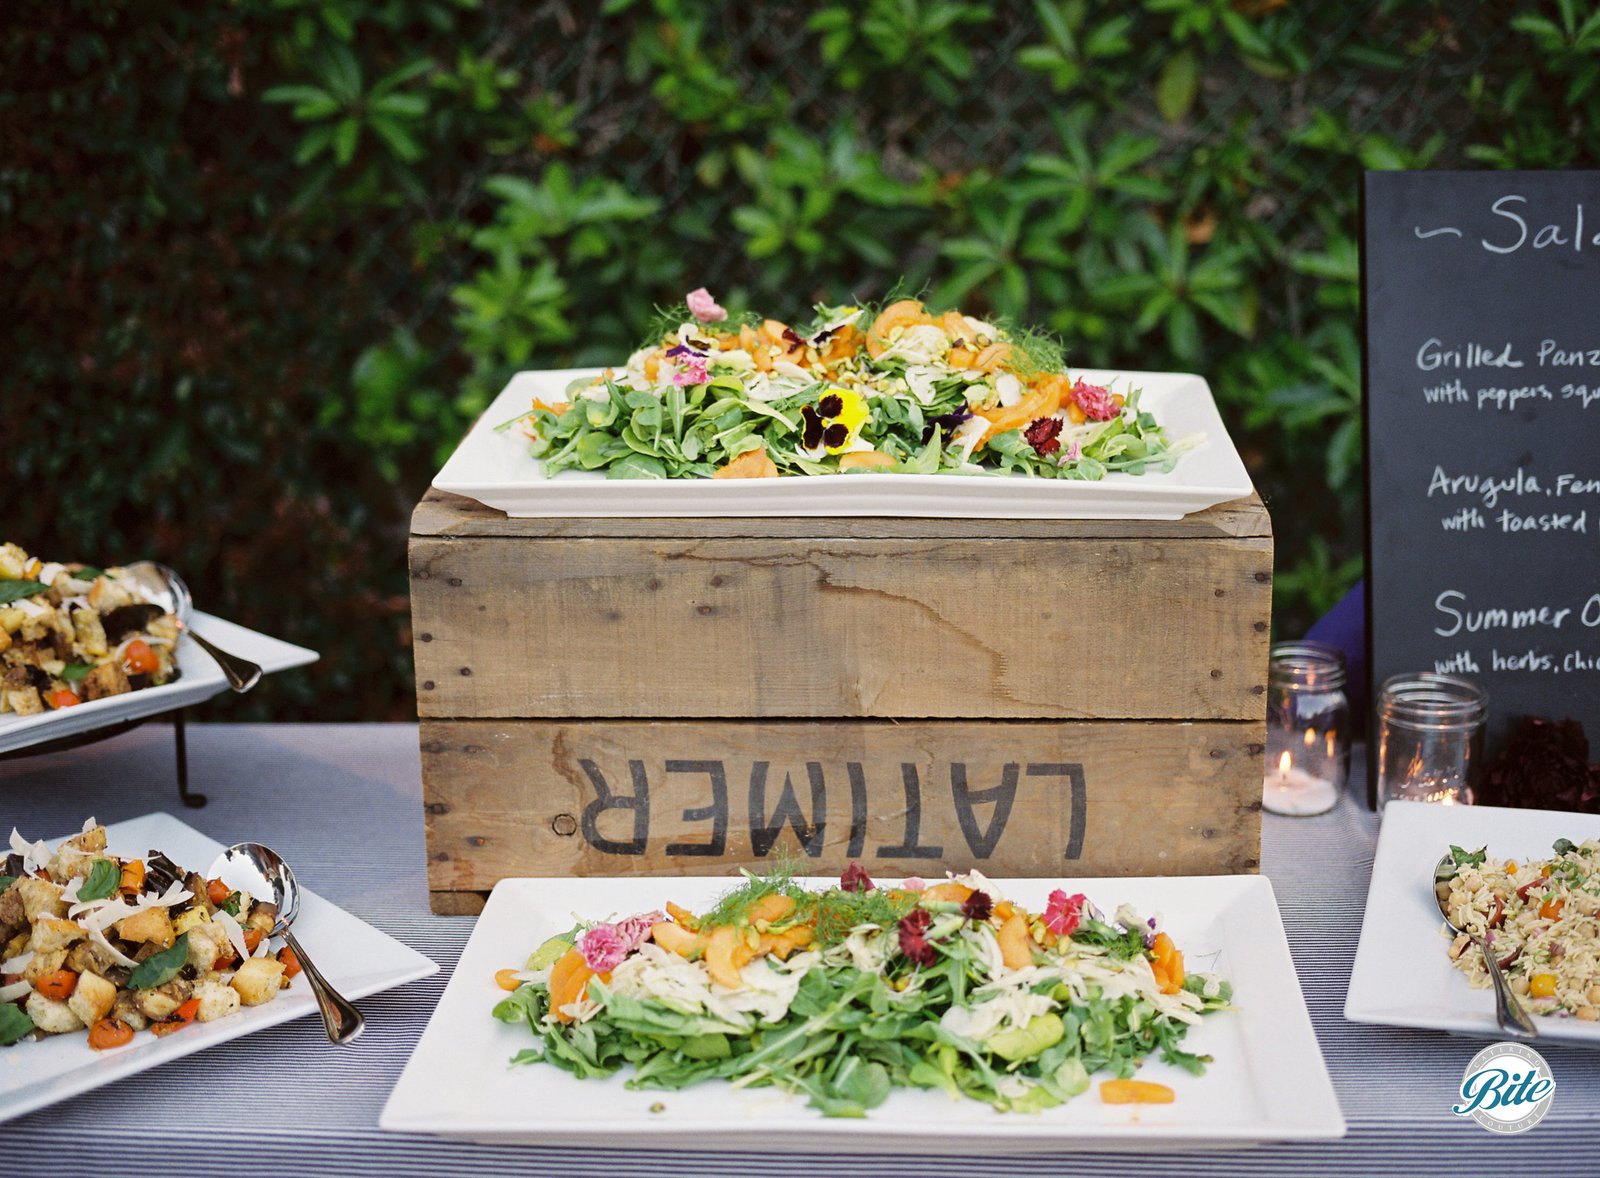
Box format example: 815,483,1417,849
0,612,318,755
1346,800,1600,1046
381,874,1343,1152
433,368,1255,519
0,812,439,1124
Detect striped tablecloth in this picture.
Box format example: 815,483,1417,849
3,723,1597,1173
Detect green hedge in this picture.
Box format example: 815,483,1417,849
6,0,1598,719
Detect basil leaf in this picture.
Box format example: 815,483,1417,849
77,859,120,902
0,876,14,892
60,662,95,684
1553,838,1577,856
0,581,48,606
0,1004,35,1047
1449,844,1487,868
220,891,241,917
129,933,190,990
72,566,105,581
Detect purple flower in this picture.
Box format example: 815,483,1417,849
841,862,874,893
686,287,727,323
664,343,703,358
961,890,994,922
898,907,937,966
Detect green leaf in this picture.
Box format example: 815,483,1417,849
129,933,190,991
1155,50,1200,123
220,891,242,917
77,859,120,902
60,662,94,684
1553,838,1577,856
0,581,47,605
0,876,14,892
0,1004,34,1047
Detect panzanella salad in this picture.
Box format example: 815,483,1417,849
511,289,1191,481
2,821,301,1050
492,866,1232,1117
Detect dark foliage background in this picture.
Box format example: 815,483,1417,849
5,0,1598,720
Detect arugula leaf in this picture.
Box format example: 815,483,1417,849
129,933,190,990
77,859,120,902
0,1004,35,1046
59,662,95,684
0,581,48,606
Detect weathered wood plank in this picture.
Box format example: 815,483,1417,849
411,487,1272,541
411,533,1272,720
421,718,1263,904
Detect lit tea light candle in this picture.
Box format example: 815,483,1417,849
1265,747,1339,817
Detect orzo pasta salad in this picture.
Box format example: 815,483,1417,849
1437,839,1600,1021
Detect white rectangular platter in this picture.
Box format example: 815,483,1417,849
0,612,317,755
381,874,1343,1152
1346,800,1600,1047
0,812,439,1124
433,368,1255,519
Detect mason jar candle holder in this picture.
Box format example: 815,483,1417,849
1375,673,1488,807
1263,641,1351,817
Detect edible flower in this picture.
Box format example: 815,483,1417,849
841,862,874,893
1070,379,1120,422
1042,890,1088,937
577,910,663,972
685,287,727,323
799,388,871,458
961,890,993,922
898,907,937,967
1023,416,1062,455
672,353,710,387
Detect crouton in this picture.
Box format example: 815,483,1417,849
3,686,43,715
193,979,241,1023
28,916,84,955
22,948,68,983
184,920,230,973
71,610,109,658
13,877,66,922
67,971,118,1027
135,980,191,1022
231,957,287,1006
111,990,149,1032
81,661,131,702
115,906,174,948
25,991,85,1035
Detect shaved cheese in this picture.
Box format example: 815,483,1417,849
80,816,97,835
1,950,35,975
9,828,52,875
61,877,83,905
213,909,249,965
0,980,31,1003
88,927,139,970
12,598,51,619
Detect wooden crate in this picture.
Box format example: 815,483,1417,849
411,489,1272,914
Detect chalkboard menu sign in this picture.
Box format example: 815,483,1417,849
1363,169,1600,780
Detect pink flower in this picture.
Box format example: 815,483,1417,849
577,925,626,972
685,287,727,323
1063,440,1082,463
1042,890,1088,937
902,876,927,892
577,910,662,972
672,353,709,386
1070,379,1120,421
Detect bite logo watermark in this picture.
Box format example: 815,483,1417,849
1452,1043,1556,1134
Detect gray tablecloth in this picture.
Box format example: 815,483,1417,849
2,723,1597,1173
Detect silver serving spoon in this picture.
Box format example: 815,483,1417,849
121,561,262,692
1433,854,1538,1040
208,842,365,1045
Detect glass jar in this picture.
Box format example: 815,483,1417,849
1263,641,1351,817
1375,673,1488,807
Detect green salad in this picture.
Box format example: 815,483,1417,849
491,865,1232,1118
506,289,1190,482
